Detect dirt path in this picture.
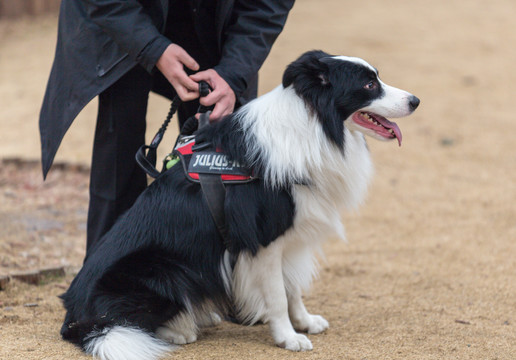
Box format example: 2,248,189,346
1,0,516,359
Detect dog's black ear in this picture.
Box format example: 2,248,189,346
282,50,332,88
283,50,345,149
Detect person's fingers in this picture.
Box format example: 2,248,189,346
199,90,220,106
156,44,201,100
190,70,216,89
190,69,236,120
175,45,200,71
169,63,199,100
175,70,200,93
174,83,199,101
190,71,225,106
189,70,211,82
209,102,224,121
209,99,233,121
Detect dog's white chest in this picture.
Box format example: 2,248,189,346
290,130,373,243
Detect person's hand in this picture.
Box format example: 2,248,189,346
190,69,236,122
156,44,200,101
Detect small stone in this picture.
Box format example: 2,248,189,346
23,303,39,308
0,275,10,290
461,76,477,87
440,137,455,147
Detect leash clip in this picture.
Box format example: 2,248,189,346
136,81,214,178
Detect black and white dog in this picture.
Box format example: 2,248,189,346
60,50,419,360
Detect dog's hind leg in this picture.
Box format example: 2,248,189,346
155,302,222,345
233,240,313,351
196,311,222,328
156,311,198,345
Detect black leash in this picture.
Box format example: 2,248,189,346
135,96,182,178
135,82,212,178
135,81,233,250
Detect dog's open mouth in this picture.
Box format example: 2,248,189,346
351,111,402,146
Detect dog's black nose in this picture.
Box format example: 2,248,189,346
409,95,420,111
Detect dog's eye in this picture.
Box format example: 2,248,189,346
364,81,377,90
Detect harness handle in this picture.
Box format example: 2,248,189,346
135,81,212,178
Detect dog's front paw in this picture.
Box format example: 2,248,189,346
293,314,329,334
156,326,197,345
276,333,313,351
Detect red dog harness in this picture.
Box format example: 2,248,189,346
170,135,255,183
163,133,256,250
136,82,254,251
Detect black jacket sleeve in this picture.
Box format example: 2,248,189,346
81,0,294,95
214,0,295,100
81,0,170,72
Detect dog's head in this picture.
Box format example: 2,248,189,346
282,50,420,147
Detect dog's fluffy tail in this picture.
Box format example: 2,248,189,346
83,326,174,360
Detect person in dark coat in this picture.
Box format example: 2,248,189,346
39,0,295,254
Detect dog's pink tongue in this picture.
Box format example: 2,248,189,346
378,117,402,146
391,123,402,146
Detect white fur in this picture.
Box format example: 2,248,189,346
84,326,173,360
220,250,234,295
232,240,314,351
333,55,415,119
83,56,414,357
332,55,377,72
156,312,198,345
363,81,416,118
230,54,418,351
346,82,415,143
231,70,378,350
239,85,353,188
156,303,222,345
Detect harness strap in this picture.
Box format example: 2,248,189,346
135,81,234,250
196,110,233,249
198,173,231,249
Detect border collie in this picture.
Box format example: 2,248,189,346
60,50,419,360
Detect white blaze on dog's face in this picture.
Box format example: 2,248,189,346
333,56,420,146
282,51,419,149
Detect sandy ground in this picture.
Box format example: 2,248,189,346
1,0,516,359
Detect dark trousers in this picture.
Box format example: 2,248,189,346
86,66,150,253
86,66,202,254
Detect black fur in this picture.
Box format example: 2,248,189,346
283,50,385,149
60,50,398,353
60,117,295,349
